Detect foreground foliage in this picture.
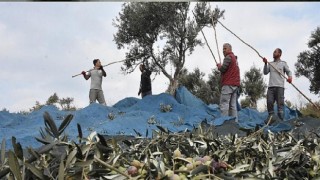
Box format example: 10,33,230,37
1,112,320,179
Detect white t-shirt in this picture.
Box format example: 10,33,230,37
87,69,103,90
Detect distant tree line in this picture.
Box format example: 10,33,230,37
29,93,76,112
178,65,267,109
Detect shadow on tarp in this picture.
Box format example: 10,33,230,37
0,86,298,150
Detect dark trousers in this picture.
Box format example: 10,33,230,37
141,90,152,98
267,87,284,119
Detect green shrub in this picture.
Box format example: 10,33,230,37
299,101,320,118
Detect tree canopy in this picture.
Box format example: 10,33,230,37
29,93,76,112
295,27,320,95
241,66,266,108
113,2,224,94
179,68,216,104
206,68,221,104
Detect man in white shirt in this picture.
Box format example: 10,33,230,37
81,59,107,105
263,48,292,122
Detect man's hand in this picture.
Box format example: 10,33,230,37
81,71,86,76
262,57,268,64
217,63,222,69
287,76,292,83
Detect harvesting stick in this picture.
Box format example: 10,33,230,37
72,54,144,78
216,20,320,110
211,18,222,64
192,11,218,65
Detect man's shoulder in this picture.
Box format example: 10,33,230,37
271,60,287,64
224,54,232,61
279,60,288,66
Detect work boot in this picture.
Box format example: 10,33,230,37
264,114,276,125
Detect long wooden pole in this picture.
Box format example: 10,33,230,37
192,11,218,65
72,59,127,78
211,17,222,63
213,26,222,64
72,54,143,78
217,20,320,110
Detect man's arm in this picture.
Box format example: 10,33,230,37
283,61,292,83
100,67,107,77
219,56,231,73
283,62,292,77
82,71,90,80
263,63,270,75
262,57,270,75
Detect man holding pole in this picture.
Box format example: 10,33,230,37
263,48,292,123
216,43,240,122
81,59,107,105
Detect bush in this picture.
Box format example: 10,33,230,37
299,101,320,118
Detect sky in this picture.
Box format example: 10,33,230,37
1,2,320,112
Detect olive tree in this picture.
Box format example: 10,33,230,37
113,2,224,95
295,27,320,95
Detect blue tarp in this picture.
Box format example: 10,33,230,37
0,86,298,149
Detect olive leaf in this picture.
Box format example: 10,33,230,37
8,150,22,180
58,158,65,180
24,162,45,179
97,133,108,147
77,123,83,143
27,147,40,161
133,129,142,137
43,111,59,138
58,114,73,135
65,148,77,168
35,137,51,145
11,136,23,160
1,138,5,164
156,125,169,134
